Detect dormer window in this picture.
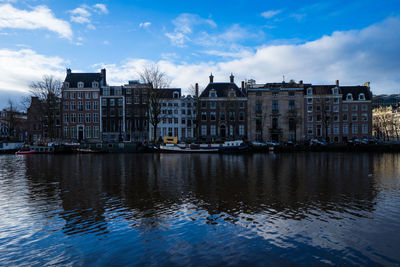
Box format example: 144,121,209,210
332,88,338,95
307,88,313,95
359,93,365,100
77,82,84,88
228,90,236,97
64,82,69,89
209,89,217,98
173,91,179,99
92,82,99,88
346,93,353,100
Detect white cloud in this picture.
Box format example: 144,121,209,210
0,48,66,93
139,22,151,28
261,10,281,19
0,3,72,39
93,4,108,15
100,17,400,95
165,13,216,47
68,4,108,29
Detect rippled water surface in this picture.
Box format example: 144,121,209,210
1,153,400,266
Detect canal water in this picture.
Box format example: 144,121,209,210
0,153,399,266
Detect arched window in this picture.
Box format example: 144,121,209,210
307,88,313,95
173,91,179,99
64,82,69,89
209,89,217,97
359,93,365,100
77,82,84,88
92,81,99,88
346,93,353,100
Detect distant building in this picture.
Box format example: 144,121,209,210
62,68,105,142
197,74,247,141
372,94,400,108
100,85,125,142
123,81,149,142
372,106,400,140
0,108,27,142
247,80,307,142
304,81,372,142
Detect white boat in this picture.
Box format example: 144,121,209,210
158,143,219,153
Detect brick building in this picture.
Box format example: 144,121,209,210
62,69,105,142
198,74,247,141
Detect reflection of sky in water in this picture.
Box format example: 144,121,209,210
0,153,399,265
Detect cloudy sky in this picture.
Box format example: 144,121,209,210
1,0,400,108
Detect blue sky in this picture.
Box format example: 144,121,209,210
1,0,400,108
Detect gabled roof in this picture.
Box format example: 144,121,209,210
309,85,337,95
200,82,246,98
64,72,104,88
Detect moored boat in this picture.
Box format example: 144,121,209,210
158,143,219,153
16,145,55,154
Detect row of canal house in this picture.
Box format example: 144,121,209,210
60,68,372,143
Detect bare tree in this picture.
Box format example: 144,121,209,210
2,99,20,140
30,75,62,140
138,64,170,143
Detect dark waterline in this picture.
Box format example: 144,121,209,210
0,153,399,266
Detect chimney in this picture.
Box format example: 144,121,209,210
230,73,234,83
195,83,199,97
364,81,370,88
299,80,303,85
335,80,339,87
241,81,247,96
101,68,107,86
66,68,71,75
209,73,214,83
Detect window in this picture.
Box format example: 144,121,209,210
173,92,179,99
308,115,313,122
362,124,368,134
333,115,339,122
239,112,244,121
201,102,206,108
210,102,216,109
92,82,98,88
181,118,186,124
174,118,178,124
70,92,76,99
126,97,132,104
359,93,365,100
343,124,348,134
93,126,99,138
78,82,84,88
64,102,69,111
333,124,339,134
93,101,98,110
71,126,76,138
63,92,69,99
229,125,234,136
351,105,358,111
85,113,91,123
85,126,91,138
289,118,295,131
272,92,279,97
307,105,313,112
85,102,91,110
110,99,115,106
228,90,235,97
332,88,338,95
272,118,278,129
240,102,244,109
174,127,178,136
209,90,217,97
220,112,226,121
346,93,353,100
239,125,245,136
118,99,123,106
229,112,235,121
63,127,69,138
362,113,368,121
352,113,358,121
102,99,107,106
352,124,358,134
210,112,216,121
93,113,99,123
201,125,207,136
64,114,68,123
181,109,186,115
64,82,69,89
342,104,348,111
333,98,339,104
307,125,313,134
78,101,83,111
201,112,207,121
289,100,295,111
78,113,83,123
126,88,131,95
85,92,91,99
289,91,295,96
272,100,279,112
256,101,262,114
307,88,313,95
307,98,313,104
210,125,216,135
71,113,76,123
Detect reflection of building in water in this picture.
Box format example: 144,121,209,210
22,153,379,232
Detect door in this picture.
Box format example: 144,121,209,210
78,126,84,141
220,125,226,138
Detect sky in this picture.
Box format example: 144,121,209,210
1,0,400,108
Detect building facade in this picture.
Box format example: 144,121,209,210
62,69,105,142
247,81,307,142
100,86,125,142
304,81,372,142
198,74,247,141
373,105,400,140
